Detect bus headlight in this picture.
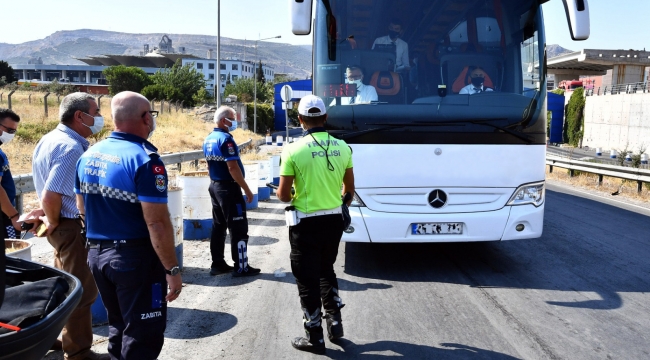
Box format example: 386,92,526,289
507,181,545,207
350,192,366,207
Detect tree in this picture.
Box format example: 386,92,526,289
226,72,232,85
256,60,266,84
150,60,207,107
141,84,183,102
565,87,586,147
0,61,16,83
224,77,273,103
103,65,152,95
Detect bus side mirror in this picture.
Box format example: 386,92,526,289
562,0,590,40
291,0,313,35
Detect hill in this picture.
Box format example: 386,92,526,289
0,29,312,78
547,44,574,59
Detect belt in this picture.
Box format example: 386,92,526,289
87,238,150,250
296,207,342,219
211,179,236,183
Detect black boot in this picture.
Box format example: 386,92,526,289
291,309,326,354
323,312,343,341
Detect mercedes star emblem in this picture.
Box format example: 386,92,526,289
428,190,447,208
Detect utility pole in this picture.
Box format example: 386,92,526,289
216,0,221,107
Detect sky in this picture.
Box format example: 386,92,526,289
0,0,648,52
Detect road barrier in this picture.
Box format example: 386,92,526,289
11,138,252,213
546,155,650,193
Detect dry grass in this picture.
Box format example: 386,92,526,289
546,166,650,203
1,91,262,174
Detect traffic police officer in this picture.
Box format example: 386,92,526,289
75,91,182,360
203,106,261,277
277,95,355,354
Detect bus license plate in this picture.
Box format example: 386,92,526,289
411,223,463,235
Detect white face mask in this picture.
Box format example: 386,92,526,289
0,132,15,145
148,116,156,139
82,115,104,135
347,78,363,90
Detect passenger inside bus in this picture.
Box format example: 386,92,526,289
372,18,410,73
340,65,378,105
458,66,495,94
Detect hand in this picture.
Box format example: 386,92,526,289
39,216,59,236
11,218,21,232
165,274,183,302
244,189,254,204
22,208,45,224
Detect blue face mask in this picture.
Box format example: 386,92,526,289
226,118,238,132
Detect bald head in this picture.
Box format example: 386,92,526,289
111,91,154,139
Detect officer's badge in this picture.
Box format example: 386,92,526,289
227,143,235,155
155,174,166,192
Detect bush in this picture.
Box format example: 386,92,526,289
104,65,152,95
245,103,274,134
16,121,59,143
565,87,585,146
192,88,213,106
141,84,183,102
36,79,79,96
150,60,207,107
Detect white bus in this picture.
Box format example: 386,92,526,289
290,0,589,243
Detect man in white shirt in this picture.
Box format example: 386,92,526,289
459,67,494,95
372,19,410,73
341,66,378,105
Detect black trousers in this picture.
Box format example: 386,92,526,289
88,242,166,360
289,214,344,315
209,181,249,270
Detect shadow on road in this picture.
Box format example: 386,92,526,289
343,189,650,310
165,308,237,339
325,339,518,359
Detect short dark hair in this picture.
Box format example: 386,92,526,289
300,107,327,126
0,108,20,123
389,18,402,27
346,65,364,76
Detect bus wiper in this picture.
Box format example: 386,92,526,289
335,122,465,140
467,119,534,144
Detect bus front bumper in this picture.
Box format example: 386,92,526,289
342,204,544,243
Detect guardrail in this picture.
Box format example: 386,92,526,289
11,138,253,213
546,155,650,192
586,81,648,96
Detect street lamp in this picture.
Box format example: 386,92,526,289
254,35,281,134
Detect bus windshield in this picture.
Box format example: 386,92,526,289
314,0,546,145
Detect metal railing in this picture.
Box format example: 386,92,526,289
546,155,650,192
586,82,648,96
11,138,252,213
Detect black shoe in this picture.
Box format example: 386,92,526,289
324,313,343,341
210,262,234,276
232,266,261,277
291,336,326,354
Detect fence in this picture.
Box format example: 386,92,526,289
11,139,252,213
546,155,650,192
585,81,648,96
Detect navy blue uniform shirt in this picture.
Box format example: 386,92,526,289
203,128,244,181
0,149,15,206
75,132,168,240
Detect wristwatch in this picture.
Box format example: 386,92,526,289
165,266,180,276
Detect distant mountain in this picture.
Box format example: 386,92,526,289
547,44,574,59
0,29,312,78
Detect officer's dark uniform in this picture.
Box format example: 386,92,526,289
75,132,169,360
203,128,252,273
0,149,16,239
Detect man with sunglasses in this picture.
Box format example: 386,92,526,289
0,108,21,241
26,92,109,360
203,106,260,277
75,91,181,360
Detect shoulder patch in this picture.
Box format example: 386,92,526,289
155,174,166,192
227,143,236,155
153,165,165,174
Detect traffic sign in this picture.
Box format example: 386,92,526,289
280,85,293,102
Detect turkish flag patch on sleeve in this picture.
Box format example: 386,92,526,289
153,165,165,174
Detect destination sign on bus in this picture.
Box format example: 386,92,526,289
317,83,357,98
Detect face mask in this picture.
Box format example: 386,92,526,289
347,78,363,90
83,115,104,135
226,118,238,132
471,76,484,87
0,132,15,145
388,30,400,39
148,116,156,139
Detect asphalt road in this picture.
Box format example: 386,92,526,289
36,180,650,359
